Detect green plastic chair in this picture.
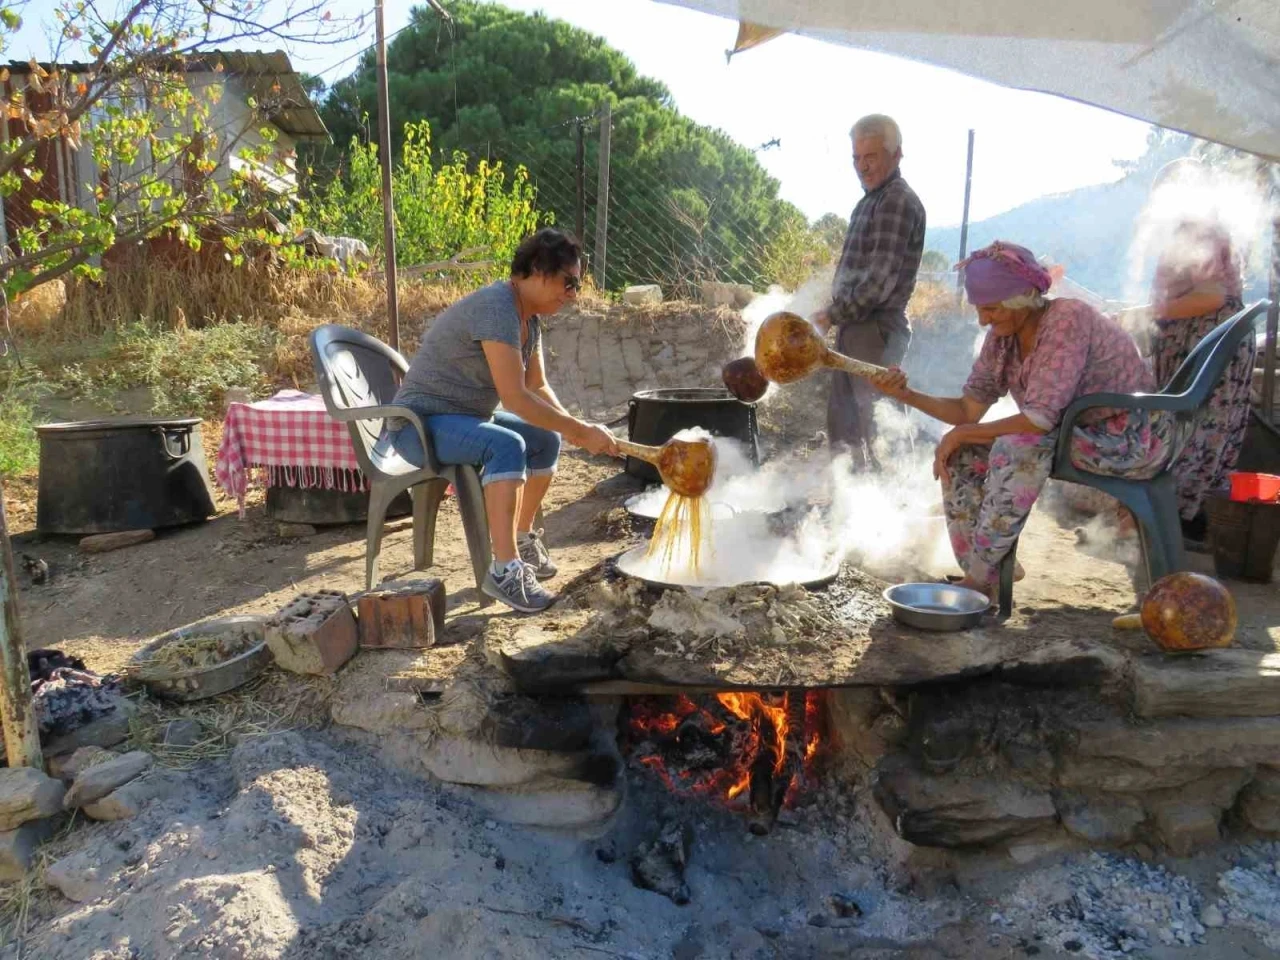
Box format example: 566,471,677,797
310,324,495,601
997,300,1269,617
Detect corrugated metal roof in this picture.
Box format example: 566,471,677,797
7,49,328,142
191,51,329,141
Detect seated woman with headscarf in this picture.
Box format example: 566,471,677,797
1120,158,1253,548
869,241,1175,598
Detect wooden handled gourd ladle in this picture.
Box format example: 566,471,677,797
722,310,888,403
614,437,716,498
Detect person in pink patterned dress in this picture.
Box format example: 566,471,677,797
1122,159,1253,547
869,241,1175,598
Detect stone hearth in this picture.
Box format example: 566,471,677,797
329,557,1280,856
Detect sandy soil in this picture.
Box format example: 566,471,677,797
2,451,1279,960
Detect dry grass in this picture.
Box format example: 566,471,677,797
0,812,81,951
127,668,337,770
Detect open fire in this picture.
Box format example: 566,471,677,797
623,691,826,833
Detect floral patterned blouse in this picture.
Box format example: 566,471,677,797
963,298,1155,431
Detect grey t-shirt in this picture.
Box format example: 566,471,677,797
394,281,541,417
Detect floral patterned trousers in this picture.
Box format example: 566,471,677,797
942,410,1175,587
1153,301,1255,521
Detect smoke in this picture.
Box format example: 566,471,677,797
1123,156,1272,318
625,408,957,588
738,270,834,360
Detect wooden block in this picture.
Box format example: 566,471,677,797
265,590,358,675
357,578,445,650
79,530,154,554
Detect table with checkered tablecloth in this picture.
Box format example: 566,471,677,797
214,390,369,518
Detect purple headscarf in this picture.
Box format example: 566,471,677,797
958,241,1054,306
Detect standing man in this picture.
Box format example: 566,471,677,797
814,114,926,469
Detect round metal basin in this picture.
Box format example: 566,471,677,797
614,544,840,591
624,492,741,522
882,582,990,632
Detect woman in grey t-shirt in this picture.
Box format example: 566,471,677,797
381,229,618,612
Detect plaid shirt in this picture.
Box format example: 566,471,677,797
831,170,926,324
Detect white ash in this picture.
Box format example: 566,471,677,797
1217,842,1280,951
1004,853,1205,959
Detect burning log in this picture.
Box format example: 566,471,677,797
747,691,807,835
624,690,827,828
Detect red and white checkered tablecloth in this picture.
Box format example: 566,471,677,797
215,390,366,517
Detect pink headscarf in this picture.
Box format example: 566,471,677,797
958,241,1054,306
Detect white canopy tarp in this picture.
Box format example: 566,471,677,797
656,0,1280,160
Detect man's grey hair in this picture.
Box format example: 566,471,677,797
850,114,902,153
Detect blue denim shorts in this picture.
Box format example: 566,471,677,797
377,409,561,486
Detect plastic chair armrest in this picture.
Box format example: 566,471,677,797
329,403,434,472
1053,392,1192,468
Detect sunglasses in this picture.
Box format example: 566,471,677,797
563,273,582,293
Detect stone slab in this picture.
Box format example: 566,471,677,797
82,770,183,821
622,285,662,305
872,757,1057,848
0,817,58,882
47,746,115,784
1133,649,1280,718
79,530,154,554
64,751,153,808
0,767,66,831
1070,717,1280,769
1239,766,1280,834
491,570,1130,692
1054,790,1146,845
1055,757,1218,793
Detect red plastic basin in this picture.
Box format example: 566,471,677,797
1229,472,1280,503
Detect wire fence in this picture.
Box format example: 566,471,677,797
451,112,833,297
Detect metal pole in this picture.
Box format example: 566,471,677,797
575,120,586,245
0,486,42,769
594,99,611,290
1263,213,1279,427
956,129,975,293
375,0,400,351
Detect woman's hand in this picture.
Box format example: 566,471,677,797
932,425,985,483
812,308,833,335
870,365,910,400
573,422,619,457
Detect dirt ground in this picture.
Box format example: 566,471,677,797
3,450,1280,959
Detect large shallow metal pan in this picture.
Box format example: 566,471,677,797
613,545,840,591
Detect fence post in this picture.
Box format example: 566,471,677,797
375,0,400,351
0,486,42,769
956,128,975,295
1263,212,1279,427
594,99,611,290
575,120,586,247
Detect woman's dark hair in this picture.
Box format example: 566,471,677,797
510,228,582,279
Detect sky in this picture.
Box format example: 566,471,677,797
10,0,1156,229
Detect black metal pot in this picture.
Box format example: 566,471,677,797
625,387,758,485
35,418,217,535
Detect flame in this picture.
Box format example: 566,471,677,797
624,691,826,811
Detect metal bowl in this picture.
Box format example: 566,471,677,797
882,582,990,632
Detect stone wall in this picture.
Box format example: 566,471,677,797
538,300,746,422
829,649,1280,857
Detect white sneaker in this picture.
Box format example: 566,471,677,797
518,529,558,579
482,561,555,613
